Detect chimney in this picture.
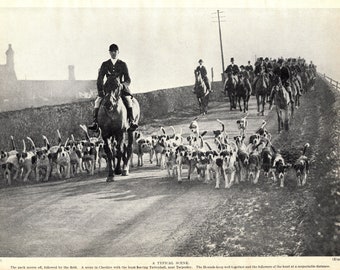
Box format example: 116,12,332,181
6,44,14,70
5,44,17,81
68,65,75,80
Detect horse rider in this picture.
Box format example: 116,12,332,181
309,61,316,76
252,57,268,92
195,59,211,92
272,58,293,103
224,57,240,84
246,60,254,72
264,57,273,72
239,65,250,81
225,57,240,75
88,43,138,131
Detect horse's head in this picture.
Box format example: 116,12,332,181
271,74,282,87
102,76,122,110
194,70,203,82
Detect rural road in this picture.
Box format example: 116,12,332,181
0,96,270,257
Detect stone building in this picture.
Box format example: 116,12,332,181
0,44,96,112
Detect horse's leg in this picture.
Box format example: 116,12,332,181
103,138,114,182
197,97,202,114
276,108,281,134
291,100,295,119
262,94,265,116
229,93,232,111
238,96,242,112
247,94,250,111
122,130,133,176
284,108,289,131
256,94,260,113
204,94,209,114
115,133,124,175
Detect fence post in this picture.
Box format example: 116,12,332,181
330,78,333,85
324,73,326,78
337,81,339,90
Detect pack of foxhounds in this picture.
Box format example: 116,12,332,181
0,116,310,189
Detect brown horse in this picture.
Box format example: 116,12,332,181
269,80,293,133
236,74,251,113
254,73,268,116
224,72,237,110
97,78,140,182
194,70,210,115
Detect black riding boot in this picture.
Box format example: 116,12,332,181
127,107,138,131
288,91,294,104
88,108,99,131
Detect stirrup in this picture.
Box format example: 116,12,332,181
128,122,138,131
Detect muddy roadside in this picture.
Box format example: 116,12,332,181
173,77,340,256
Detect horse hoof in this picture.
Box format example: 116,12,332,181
122,170,129,176
106,176,114,182
115,169,122,175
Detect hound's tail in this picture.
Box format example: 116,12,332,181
57,129,62,144
26,137,36,152
303,143,310,155
42,135,50,150
200,130,207,137
216,119,225,132
205,142,212,151
170,126,176,135
10,135,16,151
79,124,91,141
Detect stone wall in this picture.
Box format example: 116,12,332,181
0,81,223,149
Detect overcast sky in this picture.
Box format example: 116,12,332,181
0,1,339,93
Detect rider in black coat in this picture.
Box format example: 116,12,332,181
88,43,138,131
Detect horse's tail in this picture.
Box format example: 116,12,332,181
303,143,310,155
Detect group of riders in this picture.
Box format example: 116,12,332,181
194,56,317,105
87,42,318,132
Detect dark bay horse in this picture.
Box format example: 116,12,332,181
194,70,210,115
291,74,303,108
236,74,251,113
224,72,237,110
301,69,316,92
269,78,293,133
254,73,268,116
97,78,140,182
